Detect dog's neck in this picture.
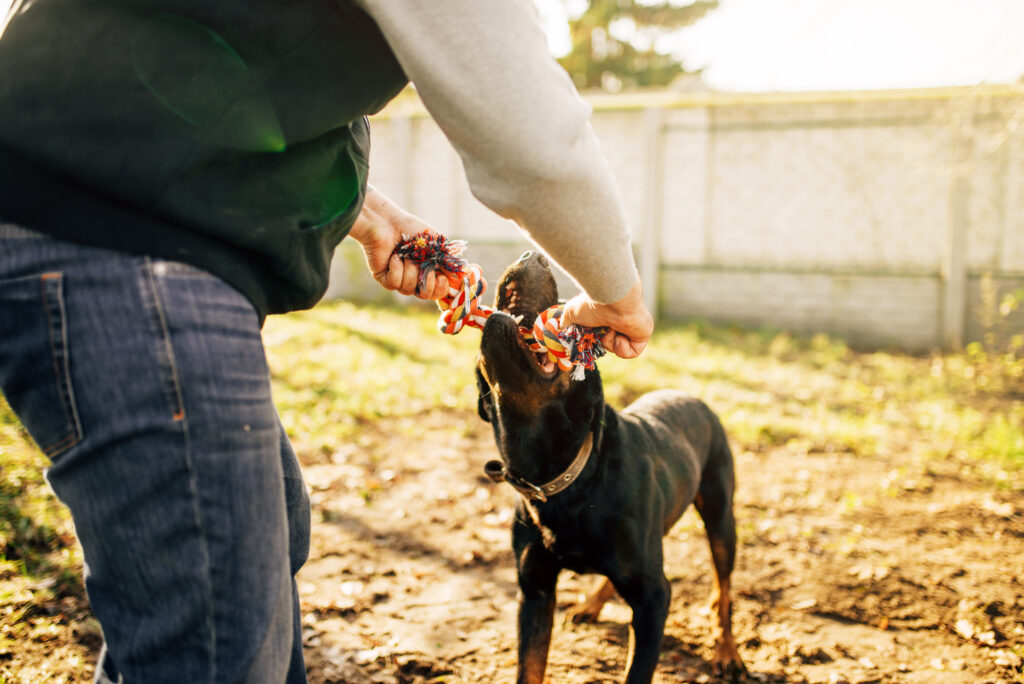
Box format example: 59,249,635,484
490,430,595,502
501,405,611,500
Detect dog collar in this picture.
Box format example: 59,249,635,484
483,432,594,503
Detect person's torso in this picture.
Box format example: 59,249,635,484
0,0,409,314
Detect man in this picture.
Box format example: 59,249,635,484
0,0,653,681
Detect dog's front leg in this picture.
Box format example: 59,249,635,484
620,574,671,684
517,585,556,684
516,542,559,684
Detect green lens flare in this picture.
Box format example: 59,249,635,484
300,149,365,230
131,14,285,153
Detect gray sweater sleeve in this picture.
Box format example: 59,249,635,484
354,0,638,303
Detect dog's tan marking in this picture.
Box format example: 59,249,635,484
520,646,549,684
524,500,556,549
709,565,745,677
478,354,570,420
624,620,638,680
478,357,503,401
567,577,616,624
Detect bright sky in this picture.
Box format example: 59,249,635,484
535,0,1024,92
4,0,1023,92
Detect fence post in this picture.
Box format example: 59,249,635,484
640,106,664,319
943,117,970,350
393,113,414,212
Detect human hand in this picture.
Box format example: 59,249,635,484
348,187,451,300
561,279,653,359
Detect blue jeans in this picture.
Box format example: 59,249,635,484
0,224,310,683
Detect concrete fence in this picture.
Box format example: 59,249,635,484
326,85,1024,351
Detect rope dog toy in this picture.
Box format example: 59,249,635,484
392,232,494,334
520,307,606,381
392,232,606,379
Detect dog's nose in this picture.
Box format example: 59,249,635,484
516,250,550,269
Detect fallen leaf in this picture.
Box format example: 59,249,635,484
976,630,997,646
994,649,1023,668
981,496,1014,518
955,619,975,640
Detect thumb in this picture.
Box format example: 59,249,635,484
559,293,598,329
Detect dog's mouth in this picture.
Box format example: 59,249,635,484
481,311,560,382
490,251,561,379
517,321,560,378
533,350,558,377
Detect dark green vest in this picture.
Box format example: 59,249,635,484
0,0,408,316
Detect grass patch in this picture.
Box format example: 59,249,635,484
0,302,1020,676
262,303,1022,486
0,395,89,674
0,398,82,586
263,301,481,459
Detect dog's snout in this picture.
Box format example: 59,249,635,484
516,250,550,270
481,311,520,353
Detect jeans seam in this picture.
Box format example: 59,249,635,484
140,258,217,679
140,258,187,422
39,272,83,456
179,404,218,684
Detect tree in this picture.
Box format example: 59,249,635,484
558,0,718,91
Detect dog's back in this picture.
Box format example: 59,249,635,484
613,389,735,536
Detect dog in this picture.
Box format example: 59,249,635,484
474,251,746,683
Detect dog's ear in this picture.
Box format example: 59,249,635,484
475,368,492,423
588,401,605,453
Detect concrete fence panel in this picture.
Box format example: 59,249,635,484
326,86,1024,351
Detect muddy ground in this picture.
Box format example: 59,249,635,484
293,409,1024,684
5,407,1023,683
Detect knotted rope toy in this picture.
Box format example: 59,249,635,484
392,232,607,380
392,232,494,334
519,307,607,380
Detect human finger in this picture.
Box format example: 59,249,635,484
380,253,403,291
614,333,646,359
398,259,419,296
432,273,451,300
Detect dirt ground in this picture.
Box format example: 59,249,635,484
292,409,1024,684
5,405,1023,683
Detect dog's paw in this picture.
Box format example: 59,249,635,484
711,641,747,682
712,661,747,682
564,602,602,625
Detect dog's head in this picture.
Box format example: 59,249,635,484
476,251,604,463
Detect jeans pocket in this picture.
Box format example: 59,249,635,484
0,272,83,458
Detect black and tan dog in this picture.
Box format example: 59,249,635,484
475,251,746,683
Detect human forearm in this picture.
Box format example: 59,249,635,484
354,0,638,303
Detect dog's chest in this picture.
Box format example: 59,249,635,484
522,500,608,574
